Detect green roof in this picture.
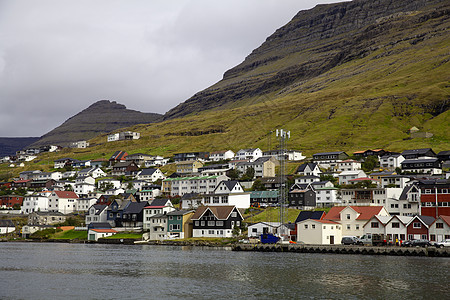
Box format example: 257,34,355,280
250,190,278,198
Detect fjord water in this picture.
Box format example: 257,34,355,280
1,243,449,299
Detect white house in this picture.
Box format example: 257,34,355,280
144,156,169,167
384,215,412,243
297,219,342,245
21,192,50,214
36,172,62,181
138,189,161,202
235,148,262,162
164,175,229,197
338,170,367,185
248,222,282,238
295,175,320,184
315,187,340,207
85,204,109,225
335,160,361,172
323,205,389,238
296,163,321,176
379,154,405,170
74,183,96,196
70,140,89,148
107,133,120,142
210,150,235,161
88,228,117,241
381,175,411,189
77,197,98,212
429,216,450,243
97,178,121,190
136,168,166,182
0,220,15,235
143,199,175,231
48,191,79,214
78,167,106,179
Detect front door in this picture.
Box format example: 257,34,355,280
330,235,334,244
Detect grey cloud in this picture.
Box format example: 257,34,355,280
0,0,341,137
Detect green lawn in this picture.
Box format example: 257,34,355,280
246,207,301,224
53,229,87,240
104,233,143,239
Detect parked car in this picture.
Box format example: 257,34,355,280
402,239,431,247
341,236,362,245
434,239,450,248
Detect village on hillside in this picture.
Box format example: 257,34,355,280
0,131,450,246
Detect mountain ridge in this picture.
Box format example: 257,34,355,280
29,100,162,147
164,0,449,120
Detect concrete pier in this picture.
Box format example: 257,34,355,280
232,244,450,257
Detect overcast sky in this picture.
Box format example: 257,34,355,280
0,0,342,137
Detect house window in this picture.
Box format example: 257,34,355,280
430,234,436,241
216,221,223,226
355,225,359,230
421,234,427,239
392,222,400,228
408,234,413,240
413,222,421,228
346,214,350,220
195,221,199,226
436,223,444,229
232,212,237,217
169,216,173,220
208,221,215,226
304,224,308,229
371,222,379,228
346,225,350,230
312,224,315,229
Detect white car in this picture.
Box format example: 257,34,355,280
434,239,450,248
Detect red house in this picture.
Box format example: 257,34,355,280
419,180,450,218
406,215,435,240
0,195,24,208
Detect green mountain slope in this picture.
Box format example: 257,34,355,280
3,0,448,176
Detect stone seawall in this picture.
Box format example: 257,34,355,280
233,244,450,257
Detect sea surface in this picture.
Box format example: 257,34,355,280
0,242,449,299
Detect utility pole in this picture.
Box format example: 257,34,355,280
276,128,290,240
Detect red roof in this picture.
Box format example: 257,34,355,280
323,206,346,220
437,215,450,227
54,191,78,199
348,177,374,182
91,229,117,233
144,205,166,209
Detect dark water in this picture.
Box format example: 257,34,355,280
0,242,449,299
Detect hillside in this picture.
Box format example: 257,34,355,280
165,0,449,120
30,100,162,147
1,0,449,177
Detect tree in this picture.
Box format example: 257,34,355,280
226,169,241,180
362,155,379,172
320,174,338,184
251,179,266,191
240,167,255,181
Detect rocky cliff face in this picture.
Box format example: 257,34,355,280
164,0,448,119
31,100,162,147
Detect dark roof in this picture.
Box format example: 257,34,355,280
313,151,345,156
401,158,439,164
295,211,326,223
148,198,171,207
181,193,201,200
166,209,195,216
88,222,112,229
123,201,148,214
296,162,318,173
0,219,14,227
191,206,241,220
221,180,240,190
401,148,436,156
411,215,435,227
437,151,450,156
139,168,158,175
92,204,108,214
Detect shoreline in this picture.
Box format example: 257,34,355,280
3,238,450,257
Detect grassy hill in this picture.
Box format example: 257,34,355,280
1,0,449,178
